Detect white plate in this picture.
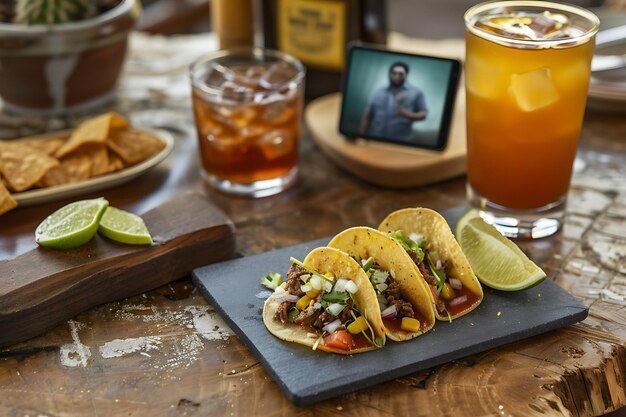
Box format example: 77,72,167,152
12,128,174,207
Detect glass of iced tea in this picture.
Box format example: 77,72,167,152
464,1,599,238
190,48,304,197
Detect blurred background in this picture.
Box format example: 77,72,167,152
136,0,624,36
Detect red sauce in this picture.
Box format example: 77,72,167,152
445,283,481,317
383,308,430,335
351,332,375,350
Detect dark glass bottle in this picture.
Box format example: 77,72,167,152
262,0,387,99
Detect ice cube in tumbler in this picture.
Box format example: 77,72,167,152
466,55,503,99
260,62,298,90
257,128,294,160
509,67,559,112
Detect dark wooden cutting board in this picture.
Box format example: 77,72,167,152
0,191,235,347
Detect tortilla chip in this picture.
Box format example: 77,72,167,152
80,144,110,176
108,150,125,172
55,113,129,159
41,151,93,187
15,137,66,156
0,180,17,215
0,143,59,192
107,129,165,166
109,112,130,130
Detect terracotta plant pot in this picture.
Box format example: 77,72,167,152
0,0,140,116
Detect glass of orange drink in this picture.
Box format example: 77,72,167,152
464,1,599,238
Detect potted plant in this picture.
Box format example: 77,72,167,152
0,0,140,116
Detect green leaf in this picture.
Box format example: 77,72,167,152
261,272,282,290
389,230,424,262
426,253,446,294
321,291,350,304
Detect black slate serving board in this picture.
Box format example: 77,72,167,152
192,208,588,406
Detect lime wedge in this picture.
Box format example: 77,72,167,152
98,206,152,245
456,210,546,291
35,197,109,249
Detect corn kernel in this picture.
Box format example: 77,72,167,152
296,295,311,310
347,316,369,334
324,272,334,279
401,317,421,333
306,288,320,298
441,283,456,301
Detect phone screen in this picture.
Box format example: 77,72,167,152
339,46,461,151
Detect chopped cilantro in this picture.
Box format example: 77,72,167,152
261,272,282,290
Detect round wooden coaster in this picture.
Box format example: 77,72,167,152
305,92,467,188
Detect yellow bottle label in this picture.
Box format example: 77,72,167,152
277,0,346,70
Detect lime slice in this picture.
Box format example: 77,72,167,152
456,210,546,291
98,207,152,245
35,197,109,249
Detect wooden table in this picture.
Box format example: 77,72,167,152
0,33,625,417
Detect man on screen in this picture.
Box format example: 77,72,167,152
360,62,428,141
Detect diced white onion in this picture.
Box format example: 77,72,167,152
409,232,424,244
435,260,443,270
344,280,358,294
449,278,463,290
376,282,388,293
327,303,345,316
449,295,468,307
361,257,373,267
372,269,389,284
310,275,322,290
381,305,397,320
274,286,286,295
322,280,333,293
322,319,342,333
273,293,299,303
333,278,348,293
377,295,388,309
312,337,321,350
301,285,312,292
313,302,322,309
299,274,311,283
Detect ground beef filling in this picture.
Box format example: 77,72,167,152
275,263,307,324
275,263,355,331
409,250,449,315
381,276,414,319
286,263,306,297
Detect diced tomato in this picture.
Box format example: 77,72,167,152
323,331,354,351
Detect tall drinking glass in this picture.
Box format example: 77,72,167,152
464,1,599,238
190,48,304,198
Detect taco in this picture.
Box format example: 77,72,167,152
327,227,436,341
263,247,386,354
378,208,484,321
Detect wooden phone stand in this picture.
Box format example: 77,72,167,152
305,91,467,188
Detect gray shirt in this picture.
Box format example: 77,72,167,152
365,83,427,141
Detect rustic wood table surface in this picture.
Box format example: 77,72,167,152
0,33,625,417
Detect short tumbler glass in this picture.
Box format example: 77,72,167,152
464,1,599,238
190,48,304,198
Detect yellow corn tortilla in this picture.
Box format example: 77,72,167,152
263,247,386,354
328,227,436,341
378,208,484,321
